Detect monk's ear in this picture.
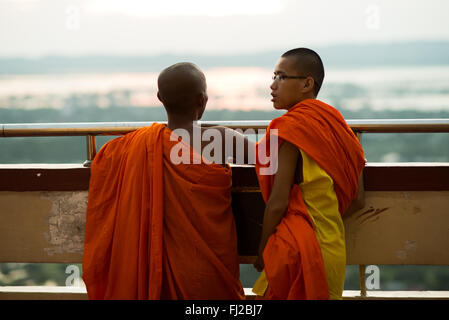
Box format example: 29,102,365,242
198,92,208,108
197,92,208,119
302,77,315,94
157,91,163,103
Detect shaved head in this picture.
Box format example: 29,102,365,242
281,48,325,96
157,62,207,115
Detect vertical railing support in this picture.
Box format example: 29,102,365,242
356,133,367,298
359,264,367,297
83,135,97,167
355,131,362,144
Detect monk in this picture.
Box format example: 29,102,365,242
82,62,252,299
252,48,366,300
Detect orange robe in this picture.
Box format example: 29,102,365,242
255,99,365,300
82,123,245,300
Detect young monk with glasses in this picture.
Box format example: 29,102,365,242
252,48,366,300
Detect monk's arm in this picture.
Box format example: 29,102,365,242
214,126,255,164
254,141,299,271
230,129,255,165
344,169,365,216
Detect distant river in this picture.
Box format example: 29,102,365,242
0,65,449,111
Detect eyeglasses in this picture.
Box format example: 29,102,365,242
272,74,308,82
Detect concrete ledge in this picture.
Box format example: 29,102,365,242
0,285,88,300
0,286,255,300
1,286,448,300
343,290,449,300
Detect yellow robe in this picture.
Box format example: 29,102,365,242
253,149,346,300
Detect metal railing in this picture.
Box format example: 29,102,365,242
1,118,449,298
2,119,449,136
1,119,449,166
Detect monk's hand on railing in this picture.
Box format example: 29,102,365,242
254,254,265,272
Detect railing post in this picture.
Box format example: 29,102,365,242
83,135,97,167
359,264,367,297
356,131,362,144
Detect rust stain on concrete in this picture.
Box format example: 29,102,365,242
396,240,417,260
356,206,390,224
412,206,421,215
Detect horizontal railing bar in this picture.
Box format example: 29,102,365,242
1,119,449,137
347,119,449,133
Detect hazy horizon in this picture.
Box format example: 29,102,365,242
2,65,449,112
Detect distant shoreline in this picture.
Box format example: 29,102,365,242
1,65,449,112
1,41,449,74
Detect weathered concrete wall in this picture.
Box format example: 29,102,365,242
0,190,448,265
0,191,87,263
344,191,449,265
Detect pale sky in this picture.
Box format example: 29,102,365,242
1,0,449,57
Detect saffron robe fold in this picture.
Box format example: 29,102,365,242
255,99,365,300
82,123,245,300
